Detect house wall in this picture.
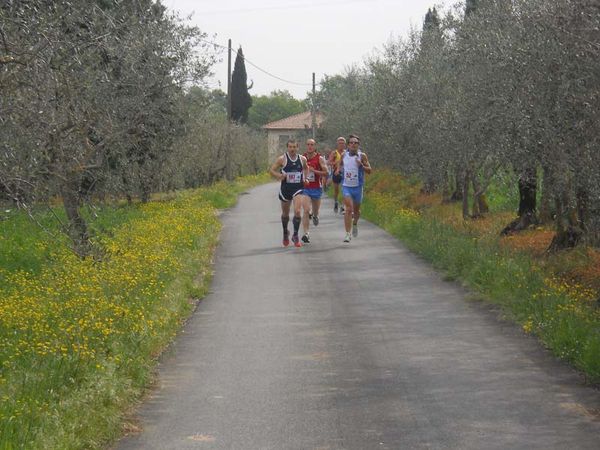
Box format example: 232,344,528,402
267,129,312,161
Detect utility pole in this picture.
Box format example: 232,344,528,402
226,39,232,180
227,39,232,121
311,72,316,139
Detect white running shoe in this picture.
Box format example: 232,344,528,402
343,232,351,243
352,224,358,237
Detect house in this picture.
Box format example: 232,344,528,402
262,111,324,161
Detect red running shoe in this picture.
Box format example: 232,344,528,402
292,234,302,247
283,230,290,247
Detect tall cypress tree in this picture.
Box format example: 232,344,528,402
231,47,252,123
423,7,440,33
421,7,442,51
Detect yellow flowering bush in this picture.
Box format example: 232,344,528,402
0,189,222,448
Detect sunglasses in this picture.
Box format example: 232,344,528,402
349,141,359,144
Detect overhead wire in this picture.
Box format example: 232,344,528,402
198,36,318,87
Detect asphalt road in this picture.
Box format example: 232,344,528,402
116,182,600,450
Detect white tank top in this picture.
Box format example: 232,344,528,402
342,151,363,187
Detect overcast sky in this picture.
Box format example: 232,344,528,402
165,0,455,99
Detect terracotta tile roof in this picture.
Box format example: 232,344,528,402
262,111,324,130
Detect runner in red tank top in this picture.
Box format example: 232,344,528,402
300,139,328,243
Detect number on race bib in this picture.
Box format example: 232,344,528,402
345,168,359,187
286,172,302,184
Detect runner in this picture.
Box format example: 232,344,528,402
269,139,308,247
300,139,328,243
328,136,347,213
335,134,372,243
321,146,332,193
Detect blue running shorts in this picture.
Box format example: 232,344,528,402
303,187,322,200
342,185,363,204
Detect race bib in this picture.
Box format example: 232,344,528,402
286,172,302,184
306,170,315,182
344,168,359,187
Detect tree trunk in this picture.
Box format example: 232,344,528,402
451,169,464,202
576,188,600,247
462,169,470,219
61,180,92,258
501,167,538,235
471,175,489,218
539,165,553,223
548,190,582,252
421,176,436,195
141,180,151,203
576,188,588,232
442,171,452,203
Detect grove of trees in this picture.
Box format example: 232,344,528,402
247,90,307,130
0,1,267,256
315,0,600,250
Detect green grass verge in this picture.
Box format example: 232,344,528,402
361,173,600,384
0,174,268,449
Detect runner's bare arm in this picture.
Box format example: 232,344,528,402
359,153,372,174
301,155,309,180
314,156,328,176
334,158,343,175
269,156,286,181
328,151,335,165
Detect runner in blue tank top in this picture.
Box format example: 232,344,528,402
334,134,372,243
269,139,308,247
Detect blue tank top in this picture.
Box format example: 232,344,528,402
281,152,304,187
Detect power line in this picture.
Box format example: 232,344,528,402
242,55,313,87
198,37,318,87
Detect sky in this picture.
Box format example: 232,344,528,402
165,0,455,99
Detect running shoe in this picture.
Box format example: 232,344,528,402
301,233,310,243
340,206,345,214
312,215,319,226
333,202,338,213
352,223,358,237
343,232,351,243
283,230,290,247
292,234,302,247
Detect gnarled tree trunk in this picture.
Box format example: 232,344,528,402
462,169,470,219
61,177,92,258
548,189,583,252
539,165,554,223
471,175,489,218
501,167,538,235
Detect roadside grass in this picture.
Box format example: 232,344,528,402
361,170,600,383
0,174,268,449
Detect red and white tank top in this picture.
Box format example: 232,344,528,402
304,152,322,189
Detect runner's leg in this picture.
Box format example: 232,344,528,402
352,199,361,237
312,197,321,226
301,194,311,235
292,194,303,245
343,194,353,233
353,201,361,225
281,200,291,246
333,182,340,212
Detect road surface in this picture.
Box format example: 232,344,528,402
116,182,600,450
